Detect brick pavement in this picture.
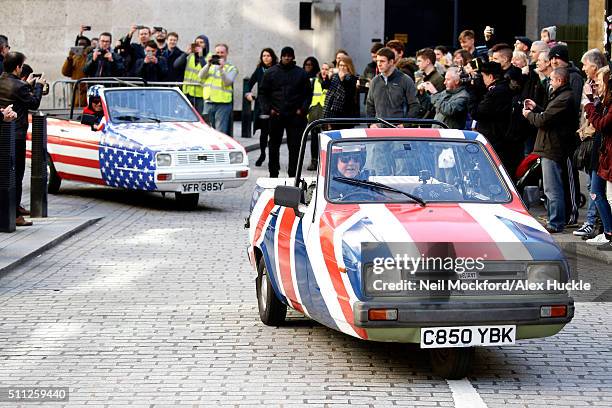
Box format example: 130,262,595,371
0,147,611,407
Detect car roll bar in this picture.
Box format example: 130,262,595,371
70,77,148,119
294,117,449,187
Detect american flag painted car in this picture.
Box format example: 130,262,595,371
27,87,248,209
247,125,574,378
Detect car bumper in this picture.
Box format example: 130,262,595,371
154,166,249,192
353,296,574,328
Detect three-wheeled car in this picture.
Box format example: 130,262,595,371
246,118,574,378
27,78,249,209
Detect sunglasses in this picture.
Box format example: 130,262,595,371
338,153,361,164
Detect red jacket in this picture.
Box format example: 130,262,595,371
585,101,612,182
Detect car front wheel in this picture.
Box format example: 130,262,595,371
256,257,287,326
430,347,474,379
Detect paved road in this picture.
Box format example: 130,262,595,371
1,150,611,407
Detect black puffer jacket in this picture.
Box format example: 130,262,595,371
526,84,578,163
259,61,312,116
0,73,43,139
470,79,513,150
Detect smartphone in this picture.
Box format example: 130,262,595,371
153,26,163,32
135,25,146,30
82,25,91,31
523,100,529,110
32,73,42,78
70,46,84,56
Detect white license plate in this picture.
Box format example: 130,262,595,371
181,182,224,193
420,325,516,348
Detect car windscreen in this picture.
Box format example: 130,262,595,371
104,89,199,123
326,139,511,204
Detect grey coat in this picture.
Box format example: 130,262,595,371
365,68,420,118
431,86,470,129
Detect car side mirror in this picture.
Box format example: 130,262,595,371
274,185,303,217
81,114,97,126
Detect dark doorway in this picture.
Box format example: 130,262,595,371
385,0,526,55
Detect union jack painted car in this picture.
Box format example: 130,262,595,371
247,119,574,378
27,86,248,209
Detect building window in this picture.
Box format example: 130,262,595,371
300,2,313,30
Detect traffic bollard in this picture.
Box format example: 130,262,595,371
0,121,16,232
30,112,48,218
241,77,252,139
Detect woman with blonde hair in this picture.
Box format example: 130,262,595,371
323,54,359,121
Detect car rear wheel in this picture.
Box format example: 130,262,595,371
430,347,474,379
256,257,286,326
47,155,62,194
175,192,199,210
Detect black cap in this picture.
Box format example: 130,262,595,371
480,61,503,76
514,36,532,48
549,44,569,63
281,46,295,58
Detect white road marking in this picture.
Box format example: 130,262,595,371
447,379,488,408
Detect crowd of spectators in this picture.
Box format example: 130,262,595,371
244,25,612,249
1,23,612,249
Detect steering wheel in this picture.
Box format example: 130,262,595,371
339,190,385,202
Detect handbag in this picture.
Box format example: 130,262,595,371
573,137,594,172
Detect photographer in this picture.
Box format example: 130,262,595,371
0,52,46,226
415,48,445,118
83,32,125,77
523,67,578,233
176,34,209,114
199,43,238,135
119,25,152,75
428,67,470,129
62,28,91,106
133,40,168,82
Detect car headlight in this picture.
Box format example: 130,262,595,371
229,151,243,164
527,263,562,284
157,153,172,167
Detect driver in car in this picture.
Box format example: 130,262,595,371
328,145,370,200
82,85,105,130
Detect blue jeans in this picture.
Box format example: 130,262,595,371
591,169,612,233
204,102,233,136
542,157,566,230
586,172,597,225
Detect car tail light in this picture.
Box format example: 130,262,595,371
236,170,249,178
157,173,172,181
368,309,398,321
540,305,567,318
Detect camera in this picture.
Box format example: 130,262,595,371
210,55,221,65
82,25,91,31
469,57,484,72
459,67,481,86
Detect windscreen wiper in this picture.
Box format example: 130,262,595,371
333,176,426,206
115,115,161,123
